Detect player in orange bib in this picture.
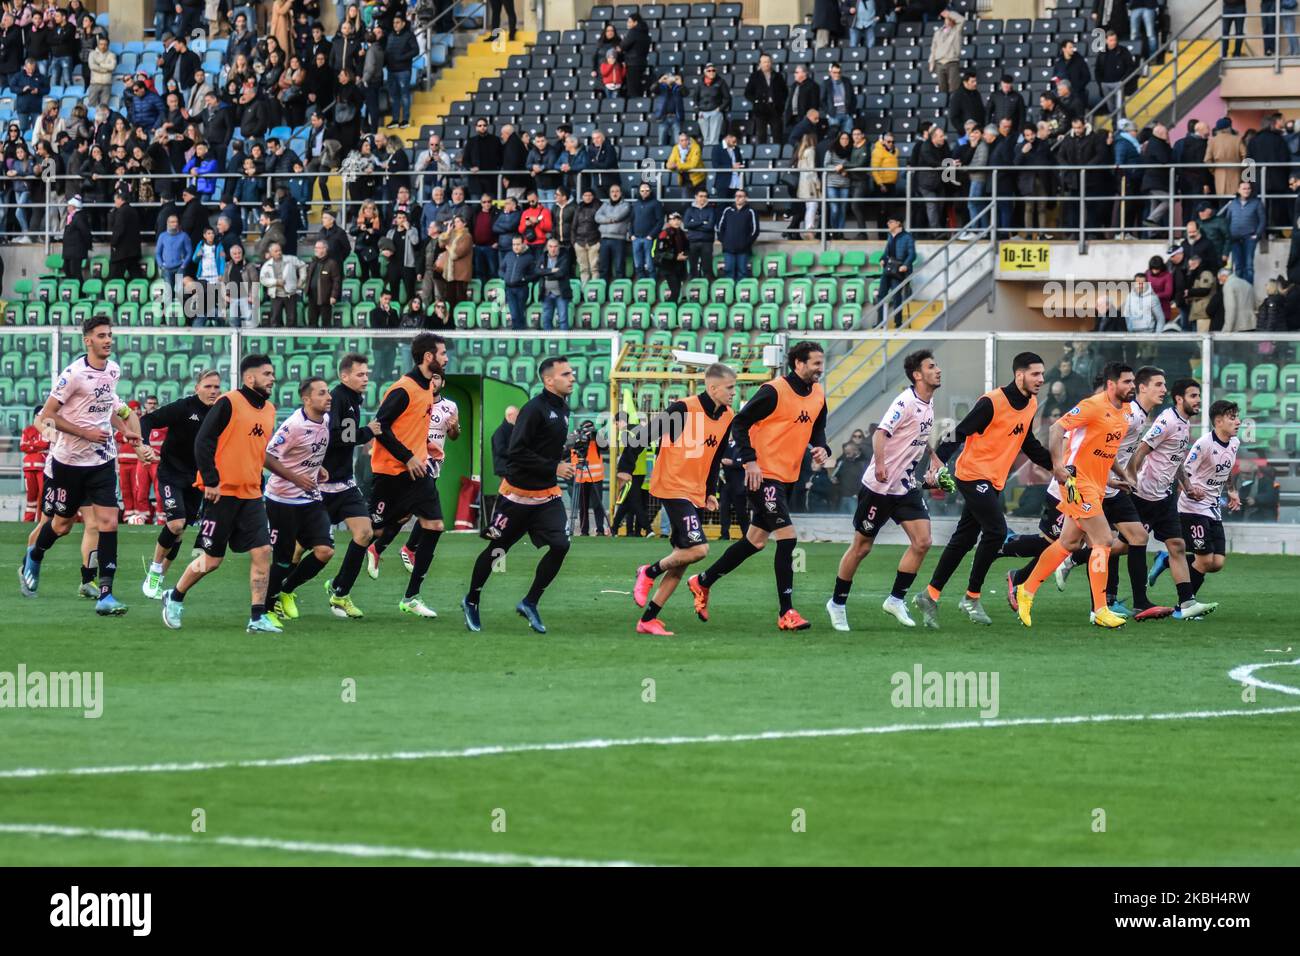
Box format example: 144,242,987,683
621,363,736,635
161,354,280,633
688,342,830,631
1015,362,1135,629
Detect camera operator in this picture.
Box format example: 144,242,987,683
568,418,608,535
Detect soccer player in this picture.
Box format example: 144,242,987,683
264,377,335,624
20,316,152,615
1129,378,1216,619
329,333,447,618
913,351,1054,627
319,352,380,620
462,356,577,634
625,363,736,635
827,349,944,631
1173,399,1241,606
161,354,279,633
398,367,459,572
1013,362,1134,629
140,370,222,599
687,342,831,631
1053,365,1175,621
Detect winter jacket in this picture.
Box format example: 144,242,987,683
574,200,601,245
1223,196,1266,239
493,208,522,252
88,47,117,86
595,198,632,240
1122,287,1163,332
631,197,665,239
385,27,420,73
666,138,706,188
696,76,731,114
928,11,964,70
715,203,760,253
683,203,715,242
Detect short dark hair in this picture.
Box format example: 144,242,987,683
411,333,445,369
1102,361,1134,384
538,355,570,380
299,376,327,398
1012,351,1044,372
787,341,824,372
339,352,368,375
903,349,934,385
1134,365,1165,388
1209,399,1239,421
240,353,272,374
81,315,111,336
1170,377,1199,401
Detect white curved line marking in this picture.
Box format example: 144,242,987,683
2,703,1299,781
1227,657,1300,698
0,823,650,867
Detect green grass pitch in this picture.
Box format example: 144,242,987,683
1,523,1297,866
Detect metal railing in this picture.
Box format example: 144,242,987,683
19,158,1291,261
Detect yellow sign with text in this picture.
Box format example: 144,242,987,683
998,242,1051,274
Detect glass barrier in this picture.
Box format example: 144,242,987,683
57,329,238,412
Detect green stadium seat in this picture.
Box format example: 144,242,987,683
652,302,676,329
627,304,652,329
836,303,863,329
664,383,689,404
481,279,504,304
48,303,70,325
343,254,360,278
677,303,701,330
489,335,512,356
1279,364,1300,391
71,301,93,325
12,278,32,301
754,304,780,332
1282,395,1300,421
700,332,725,357
42,253,63,277
103,279,125,304
451,302,475,328
485,356,509,379
126,279,149,303
633,279,657,303
647,329,673,351
682,278,708,303
638,383,662,409
1249,393,1278,415
671,331,698,353
0,351,19,376
582,279,606,303
510,357,533,382
604,302,627,329
817,250,842,274
608,278,633,303
142,258,157,280
157,381,182,405
790,250,815,274
734,278,758,304
458,355,484,375
1219,363,1247,391
574,303,599,329
813,278,839,305
786,278,812,307
702,303,727,330
354,303,375,328
725,333,752,359
1280,425,1300,455
36,278,57,302
57,279,79,303
808,305,833,330
840,249,868,274
581,382,605,412
590,358,610,383
841,278,867,306
730,303,754,330
783,304,808,330
709,278,735,304
1251,364,1278,392
465,280,482,303
760,252,786,278
760,278,785,305
620,329,646,348
89,256,108,279
3,302,20,324
360,279,384,302
1221,392,1247,412
24,351,48,377
81,278,104,300
341,278,361,303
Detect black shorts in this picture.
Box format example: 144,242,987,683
1180,512,1226,556
954,476,1008,535
42,459,118,516
1038,493,1066,541
266,499,335,552
157,467,203,525
196,495,271,557
369,471,441,531
853,486,930,539
1102,490,1142,527
484,495,569,550
661,498,707,550
1135,492,1181,543
322,484,370,524
747,479,794,533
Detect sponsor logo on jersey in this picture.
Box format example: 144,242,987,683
1008,422,1024,436
250,423,265,437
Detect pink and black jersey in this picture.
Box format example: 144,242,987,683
1105,399,1153,499
1135,407,1191,501
48,356,127,467
863,387,934,496
1177,432,1239,519
265,408,331,504
426,396,458,479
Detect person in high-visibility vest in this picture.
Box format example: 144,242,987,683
612,434,651,535
570,430,608,535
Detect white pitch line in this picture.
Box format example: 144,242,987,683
2,703,1299,782
1227,658,1300,698
0,823,651,867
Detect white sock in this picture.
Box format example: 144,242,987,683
150,561,164,574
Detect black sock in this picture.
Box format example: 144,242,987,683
171,585,186,602
466,541,498,605
332,541,368,596
165,535,183,562
641,600,661,622
1073,546,1091,566
266,560,291,608
96,530,117,599
30,521,60,562
404,529,441,600
774,538,796,614
373,522,402,555
80,564,95,584
524,543,569,605
646,560,664,579
1011,557,1037,586
698,538,760,588
1176,580,1195,604
890,569,916,601
405,524,425,552
832,576,852,606
283,552,328,594
1189,567,1205,597
1002,534,1049,558
251,602,266,618
1106,550,1121,605
1127,544,1149,608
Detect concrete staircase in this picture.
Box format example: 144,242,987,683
409,31,536,134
